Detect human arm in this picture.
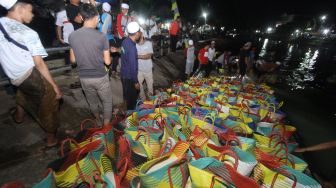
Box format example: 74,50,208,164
101,14,111,34
56,26,64,44
33,56,62,99
295,141,336,153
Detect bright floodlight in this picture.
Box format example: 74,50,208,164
203,12,207,18
323,29,330,35
138,17,145,25
321,15,327,21
267,27,272,32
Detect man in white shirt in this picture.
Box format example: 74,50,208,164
136,32,154,100
0,0,62,149
55,9,74,65
185,40,195,78
207,40,216,76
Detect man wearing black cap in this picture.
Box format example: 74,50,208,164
0,0,62,149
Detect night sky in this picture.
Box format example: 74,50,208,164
173,0,336,29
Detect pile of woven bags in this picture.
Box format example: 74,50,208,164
33,76,321,188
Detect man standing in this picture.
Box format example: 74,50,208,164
69,3,113,125
207,41,216,76
116,3,130,39
238,42,251,80
0,0,62,148
185,39,195,78
66,0,83,31
197,44,209,77
169,16,180,52
137,32,154,100
55,7,74,66
112,22,141,110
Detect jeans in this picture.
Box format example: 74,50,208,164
80,74,113,122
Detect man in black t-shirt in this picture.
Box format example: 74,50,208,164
65,0,83,30
237,42,251,80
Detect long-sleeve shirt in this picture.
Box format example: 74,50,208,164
121,38,138,83
169,21,179,36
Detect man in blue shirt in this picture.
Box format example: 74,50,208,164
112,22,141,110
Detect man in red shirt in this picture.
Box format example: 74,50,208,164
169,16,180,52
197,44,210,77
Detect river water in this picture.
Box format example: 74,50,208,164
216,36,336,180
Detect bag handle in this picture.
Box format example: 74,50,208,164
80,119,98,131
60,138,80,157
216,149,239,170
167,155,188,188
270,170,297,188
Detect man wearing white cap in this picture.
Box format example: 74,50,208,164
136,31,154,100
117,3,130,39
112,21,141,110
185,39,195,78
0,0,62,149
98,2,114,42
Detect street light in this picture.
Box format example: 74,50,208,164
321,15,327,21
202,12,207,25
267,27,273,33
323,29,330,35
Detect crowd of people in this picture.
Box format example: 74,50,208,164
0,0,169,149
0,0,281,150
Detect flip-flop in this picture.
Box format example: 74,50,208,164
39,141,60,153
10,108,24,124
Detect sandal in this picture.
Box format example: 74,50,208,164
39,141,60,152
10,107,24,124
70,81,81,89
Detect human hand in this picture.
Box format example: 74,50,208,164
111,47,120,53
53,86,63,100
74,14,83,23
135,83,140,90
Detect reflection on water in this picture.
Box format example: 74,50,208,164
258,38,269,57
286,49,319,90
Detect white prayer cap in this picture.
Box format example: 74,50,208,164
102,2,111,12
127,22,140,34
0,0,17,10
188,40,194,46
121,3,129,9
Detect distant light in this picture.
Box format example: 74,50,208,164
165,22,170,29
202,12,207,18
138,17,145,25
192,25,195,28
295,29,300,33
306,28,312,31
255,30,260,33
213,27,216,30
323,29,330,35
267,27,273,33
233,28,236,31
321,15,327,21
276,23,281,28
